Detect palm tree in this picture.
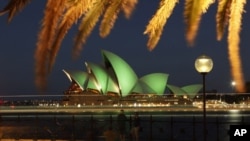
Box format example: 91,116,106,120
0,0,247,92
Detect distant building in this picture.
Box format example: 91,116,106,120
62,50,202,105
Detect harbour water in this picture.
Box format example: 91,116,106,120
1,93,250,141
0,107,250,141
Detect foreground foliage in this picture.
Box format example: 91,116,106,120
0,0,247,92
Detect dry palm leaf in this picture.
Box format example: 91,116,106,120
73,0,108,58
35,0,66,90
201,0,215,13
0,0,31,22
184,0,203,46
216,0,232,41
48,0,93,72
99,0,123,38
121,0,138,19
227,0,246,92
184,0,214,45
144,0,178,50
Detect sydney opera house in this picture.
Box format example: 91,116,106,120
62,50,202,106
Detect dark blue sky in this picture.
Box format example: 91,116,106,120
0,1,250,95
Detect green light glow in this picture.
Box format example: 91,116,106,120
63,50,202,97
102,50,138,96
140,73,169,95
62,70,88,90
85,62,109,94
166,84,186,97
182,84,202,99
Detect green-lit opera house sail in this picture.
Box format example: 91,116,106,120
132,73,169,95
101,50,138,97
62,70,88,90
85,62,109,94
166,84,202,99
63,50,202,98
85,62,121,95
140,73,169,95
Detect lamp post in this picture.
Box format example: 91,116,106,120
231,81,236,93
195,55,213,141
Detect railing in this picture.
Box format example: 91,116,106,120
0,112,249,141
1,93,250,141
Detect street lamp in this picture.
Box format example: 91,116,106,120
231,81,236,93
195,55,213,141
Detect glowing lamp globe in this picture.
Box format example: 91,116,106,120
195,55,213,74
194,54,213,141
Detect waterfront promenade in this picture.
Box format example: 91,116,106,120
1,105,250,113
1,93,250,140
1,105,250,141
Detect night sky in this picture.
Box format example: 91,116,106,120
0,1,250,96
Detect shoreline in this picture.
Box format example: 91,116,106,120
1,105,250,114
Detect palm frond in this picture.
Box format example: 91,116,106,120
216,0,232,41
184,0,203,46
145,28,162,51
227,0,246,92
144,0,178,50
73,0,107,58
121,0,138,19
201,0,215,13
99,0,123,38
35,0,66,90
65,0,94,9
0,0,31,22
48,0,93,72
